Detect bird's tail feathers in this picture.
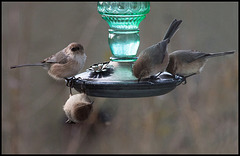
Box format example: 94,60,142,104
10,63,44,69
207,51,235,58
163,19,182,41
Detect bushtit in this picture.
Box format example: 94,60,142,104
63,93,93,124
10,42,87,80
166,50,235,82
133,19,182,81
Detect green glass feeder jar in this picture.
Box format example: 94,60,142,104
70,2,184,98
97,2,150,62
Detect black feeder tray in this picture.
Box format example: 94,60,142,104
66,61,184,98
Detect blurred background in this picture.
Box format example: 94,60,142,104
2,2,238,154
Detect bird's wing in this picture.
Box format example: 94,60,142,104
158,41,168,63
146,41,168,64
42,51,69,64
179,50,208,63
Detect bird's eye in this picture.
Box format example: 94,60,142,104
71,47,80,52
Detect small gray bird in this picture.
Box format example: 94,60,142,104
166,50,235,83
133,19,182,81
10,42,87,80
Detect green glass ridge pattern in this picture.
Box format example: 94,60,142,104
97,2,150,62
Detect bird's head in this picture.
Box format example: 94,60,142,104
66,42,84,55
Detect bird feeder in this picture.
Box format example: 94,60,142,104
68,2,184,98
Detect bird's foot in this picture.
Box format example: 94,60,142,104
146,73,162,84
65,76,76,87
175,75,187,85
178,73,197,85
65,76,80,95
150,72,162,80
182,77,187,85
65,119,76,124
155,72,162,78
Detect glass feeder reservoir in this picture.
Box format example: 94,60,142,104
98,1,150,62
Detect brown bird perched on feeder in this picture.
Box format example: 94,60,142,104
10,42,86,80
166,50,235,83
133,19,182,82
